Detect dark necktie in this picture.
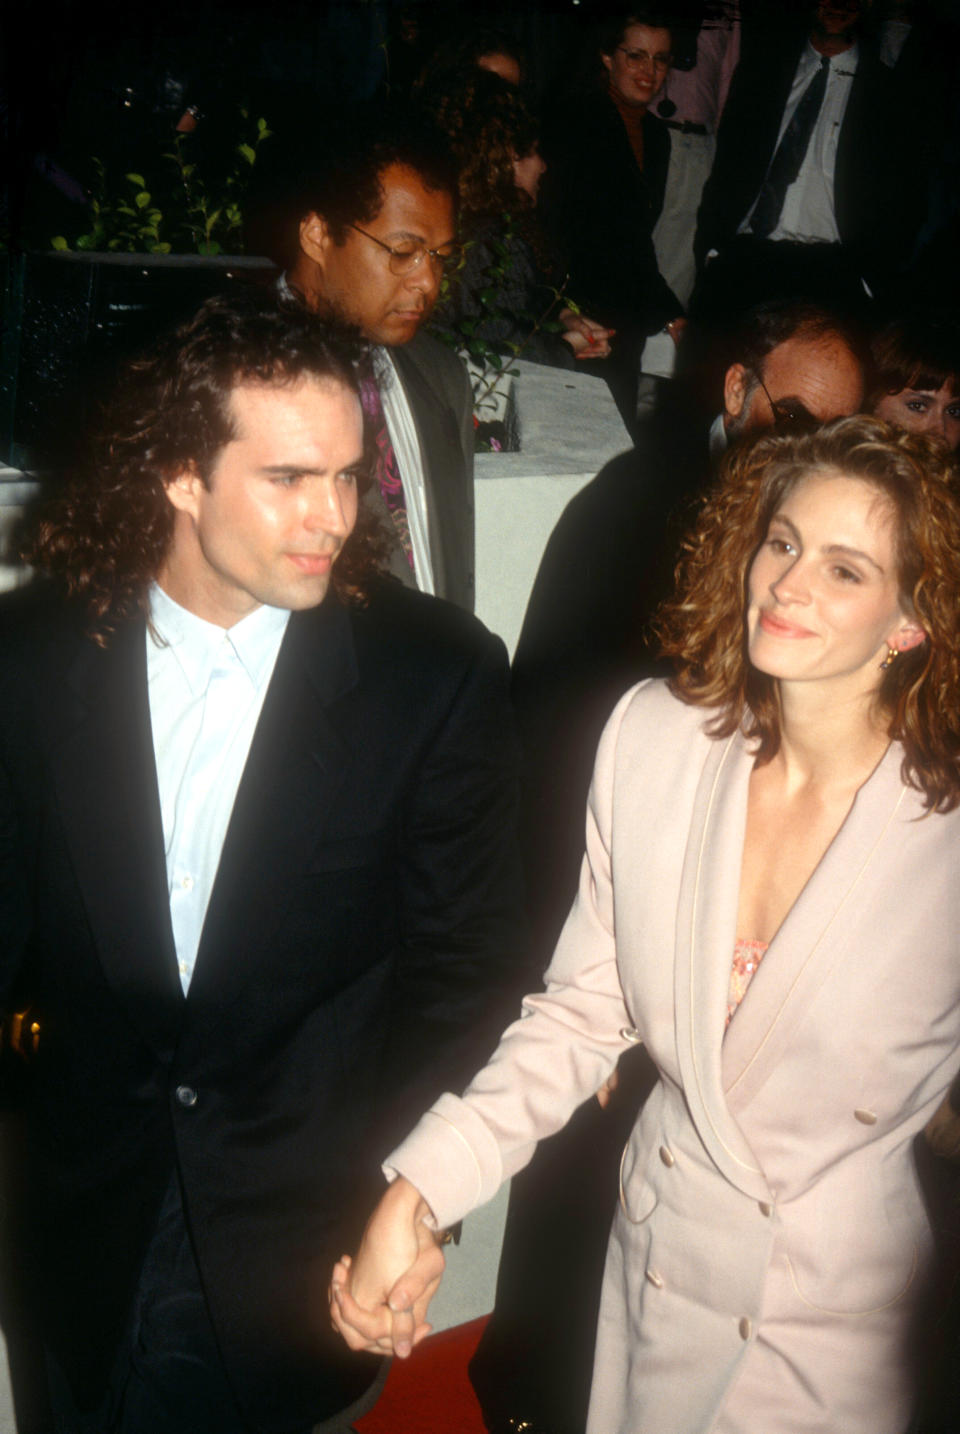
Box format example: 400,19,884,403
360,378,414,571
750,55,831,239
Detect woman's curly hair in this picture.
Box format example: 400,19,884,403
23,290,390,642
423,67,540,223
655,415,960,812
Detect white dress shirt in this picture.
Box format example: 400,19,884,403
741,41,859,244
147,583,290,992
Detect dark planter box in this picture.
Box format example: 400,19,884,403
1,252,277,473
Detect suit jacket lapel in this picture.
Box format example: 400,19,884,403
722,741,909,1109
55,616,183,1061
674,727,770,1199
186,598,359,1016
391,342,462,601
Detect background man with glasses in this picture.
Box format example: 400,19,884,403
270,108,477,611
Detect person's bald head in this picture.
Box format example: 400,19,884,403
723,300,866,438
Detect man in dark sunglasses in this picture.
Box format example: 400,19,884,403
720,298,864,443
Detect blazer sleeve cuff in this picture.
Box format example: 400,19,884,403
383,1093,506,1231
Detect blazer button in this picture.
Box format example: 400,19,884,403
854,1108,878,1125
619,1026,642,1044
645,1268,664,1290
175,1084,198,1108
659,1145,675,1168
739,1316,752,1341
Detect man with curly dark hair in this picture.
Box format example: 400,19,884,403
0,290,520,1434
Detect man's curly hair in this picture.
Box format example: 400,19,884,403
655,415,960,812
23,290,390,641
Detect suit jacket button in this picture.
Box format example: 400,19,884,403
659,1145,675,1167
645,1268,664,1290
619,1026,642,1043
739,1317,752,1340
854,1108,878,1125
176,1085,198,1108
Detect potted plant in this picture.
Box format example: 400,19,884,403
1,110,276,472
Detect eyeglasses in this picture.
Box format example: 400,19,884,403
758,377,819,434
348,223,461,277
616,45,673,69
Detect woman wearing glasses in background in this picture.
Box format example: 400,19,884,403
538,6,685,434
332,416,960,1434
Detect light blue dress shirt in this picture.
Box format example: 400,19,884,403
146,584,290,993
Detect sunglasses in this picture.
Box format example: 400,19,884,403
757,377,819,434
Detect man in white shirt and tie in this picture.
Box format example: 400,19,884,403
694,0,918,308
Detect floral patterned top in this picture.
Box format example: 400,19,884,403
726,938,769,1029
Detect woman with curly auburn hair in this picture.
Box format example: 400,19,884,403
332,415,960,1434
658,414,960,809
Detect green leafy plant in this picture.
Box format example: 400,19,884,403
430,210,574,447
51,112,272,256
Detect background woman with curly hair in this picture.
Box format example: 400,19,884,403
333,415,960,1434
424,68,613,368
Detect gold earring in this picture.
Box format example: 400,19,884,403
880,646,899,670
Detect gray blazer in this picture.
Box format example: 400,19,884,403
366,331,475,612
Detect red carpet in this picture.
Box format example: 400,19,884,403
353,1316,490,1434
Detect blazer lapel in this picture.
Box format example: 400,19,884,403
54,617,183,1061
186,598,359,1014
722,742,909,1109
391,343,462,601
674,727,770,1199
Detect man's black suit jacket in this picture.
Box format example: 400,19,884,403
511,407,712,960
0,579,521,1431
695,22,916,281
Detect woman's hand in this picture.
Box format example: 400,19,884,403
595,1064,620,1110
329,1177,446,1358
559,308,614,360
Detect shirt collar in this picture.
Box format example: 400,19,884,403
805,37,859,71
148,582,290,695
710,412,729,461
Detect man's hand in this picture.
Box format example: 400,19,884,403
329,1177,446,1358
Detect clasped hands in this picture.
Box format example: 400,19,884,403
329,1177,445,1359
559,308,614,360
